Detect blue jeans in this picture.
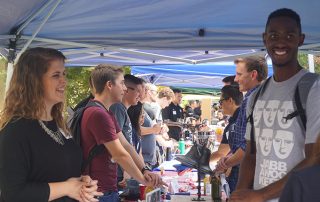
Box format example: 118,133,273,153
98,191,119,202
226,166,239,193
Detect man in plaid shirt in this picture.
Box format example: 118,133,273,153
215,56,268,193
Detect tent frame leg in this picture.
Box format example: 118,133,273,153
308,54,315,73
5,47,16,93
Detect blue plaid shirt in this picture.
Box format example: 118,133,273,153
230,86,259,154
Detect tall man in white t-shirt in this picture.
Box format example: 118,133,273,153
231,8,320,202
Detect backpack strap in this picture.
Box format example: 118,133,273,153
71,100,101,145
82,144,105,174
282,72,319,132
248,72,318,154
79,100,107,174
248,77,271,154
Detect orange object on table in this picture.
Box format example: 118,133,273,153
215,127,224,142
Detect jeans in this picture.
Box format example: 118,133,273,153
226,166,239,193
98,191,119,202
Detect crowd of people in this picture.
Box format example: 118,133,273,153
0,7,319,202
0,51,183,201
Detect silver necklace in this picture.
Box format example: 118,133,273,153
38,120,65,145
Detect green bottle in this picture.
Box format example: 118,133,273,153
211,175,221,201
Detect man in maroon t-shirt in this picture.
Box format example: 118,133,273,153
80,64,163,202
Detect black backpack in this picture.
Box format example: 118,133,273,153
247,72,319,154
69,100,105,174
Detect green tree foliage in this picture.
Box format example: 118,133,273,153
298,53,320,73
0,57,8,108
65,67,93,109
65,65,131,109
123,66,131,74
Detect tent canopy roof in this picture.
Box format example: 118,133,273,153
0,0,319,66
132,62,274,88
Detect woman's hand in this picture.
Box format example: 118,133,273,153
64,177,85,201
80,175,103,202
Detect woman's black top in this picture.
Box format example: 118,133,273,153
0,118,82,202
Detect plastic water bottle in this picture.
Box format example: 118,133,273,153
203,174,211,196
220,173,230,198
178,138,185,154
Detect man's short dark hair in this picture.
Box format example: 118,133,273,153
172,88,182,94
222,75,235,83
222,75,238,86
138,77,146,84
124,74,143,86
266,8,302,33
234,56,268,82
221,85,243,106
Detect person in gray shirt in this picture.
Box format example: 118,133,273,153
231,8,320,202
110,74,143,186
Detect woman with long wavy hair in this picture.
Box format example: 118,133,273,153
0,47,102,202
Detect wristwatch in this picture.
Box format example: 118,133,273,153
141,165,152,174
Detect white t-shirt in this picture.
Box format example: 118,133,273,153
245,69,320,202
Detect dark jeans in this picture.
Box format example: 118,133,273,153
98,191,119,202
226,166,239,193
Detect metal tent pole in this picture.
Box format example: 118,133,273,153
16,0,56,35
5,48,16,93
308,54,315,73
15,0,62,63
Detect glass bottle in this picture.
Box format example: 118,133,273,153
211,175,221,201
